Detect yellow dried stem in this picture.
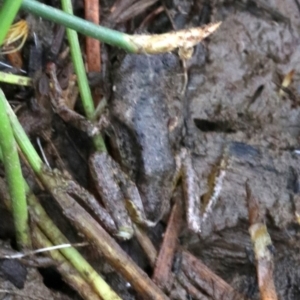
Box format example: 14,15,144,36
249,223,272,261
296,212,300,224
1,20,28,54
249,223,278,300
279,69,295,97
128,22,221,54
246,184,278,300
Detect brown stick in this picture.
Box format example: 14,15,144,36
134,225,157,267
85,0,101,72
138,6,164,30
152,195,183,291
176,272,208,300
109,0,159,23
134,190,248,299
181,251,248,300
134,202,248,299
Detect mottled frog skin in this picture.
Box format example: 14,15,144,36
109,53,183,224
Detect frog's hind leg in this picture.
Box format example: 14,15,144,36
177,148,202,233
89,152,134,239
113,165,157,228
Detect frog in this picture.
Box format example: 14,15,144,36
89,53,202,239
47,54,202,240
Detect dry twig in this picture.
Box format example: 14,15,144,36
152,192,183,291
246,182,278,300
181,251,248,300
85,0,101,72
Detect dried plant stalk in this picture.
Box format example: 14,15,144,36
152,195,183,291
128,22,221,54
85,0,101,72
246,182,278,300
182,251,248,300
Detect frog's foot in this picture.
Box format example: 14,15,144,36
124,199,157,228
113,169,158,228
115,226,134,240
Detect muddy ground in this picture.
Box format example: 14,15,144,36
1,0,300,299
187,1,300,299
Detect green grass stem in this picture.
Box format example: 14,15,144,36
0,144,120,299
0,0,23,46
0,71,32,86
32,228,102,300
27,191,120,300
0,161,120,299
21,0,136,52
4,98,43,174
0,89,30,248
0,88,120,299
60,0,95,120
60,0,107,152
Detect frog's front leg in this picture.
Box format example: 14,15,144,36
89,152,155,239
46,62,99,137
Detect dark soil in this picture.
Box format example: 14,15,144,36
185,1,300,299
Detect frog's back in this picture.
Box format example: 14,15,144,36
110,53,180,222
